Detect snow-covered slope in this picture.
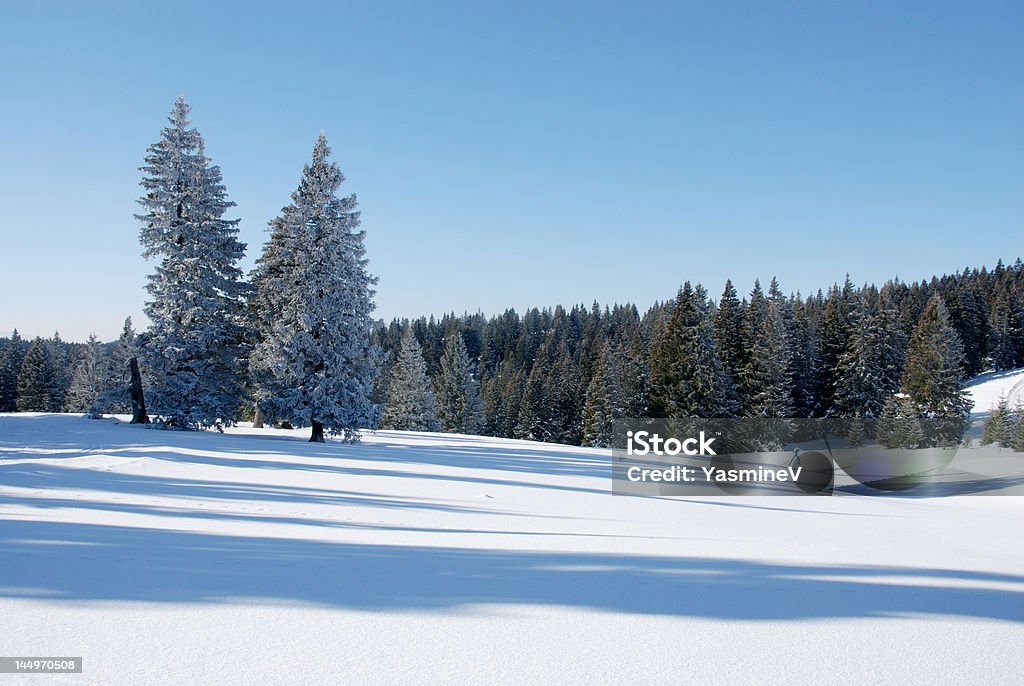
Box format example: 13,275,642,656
967,367,1024,415
1,414,1022,685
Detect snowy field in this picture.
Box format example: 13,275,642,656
1,408,1022,684
966,367,1024,416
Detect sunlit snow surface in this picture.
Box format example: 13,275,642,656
1,413,1022,685
966,367,1024,416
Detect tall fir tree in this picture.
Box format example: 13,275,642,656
743,299,794,418
900,295,971,419
16,339,54,412
736,279,769,409
47,332,72,412
814,279,855,415
249,133,379,442
981,394,1013,447
712,279,746,409
649,282,739,418
64,333,105,416
833,295,904,417
989,289,1024,371
382,327,439,431
98,317,138,413
435,332,483,434
136,97,250,429
1011,401,1024,452
581,340,625,447
789,299,821,416
0,329,25,411
516,364,552,441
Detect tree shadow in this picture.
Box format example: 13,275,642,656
0,519,1021,623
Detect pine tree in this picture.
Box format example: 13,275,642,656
483,362,522,438
516,364,551,441
981,394,1013,447
743,299,794,418
878,393,925,449
99,317,138,413
900,295,971,418
789,299,821,416
16,339,54,412
0,330,25,411
136,97,250,429
64,334,105,416
382,327,439,431
619,327,649,417
833,295,904,417
989,289,1024,371
249,133,379,442
1010,401,1024,452
712,279,746,406
649,282,739,418
545,340,584,444
581,341,624,447
814,279,854,415
737,279,769,409
47,332,72,412
435,332,483,434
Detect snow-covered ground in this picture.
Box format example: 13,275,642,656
1,414,1022,685
967,367,1024,416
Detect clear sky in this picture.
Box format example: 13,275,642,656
1,0,1021,341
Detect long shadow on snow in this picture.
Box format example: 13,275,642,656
1,418,885,517
1,417,613,497
0,519,1020,623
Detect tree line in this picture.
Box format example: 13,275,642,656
1,97,1023,446
371,261,1024,447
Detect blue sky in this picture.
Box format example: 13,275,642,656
1,1,1021,341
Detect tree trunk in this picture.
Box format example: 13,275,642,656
128,357,149,425
253,403,264,429
310,420,325,443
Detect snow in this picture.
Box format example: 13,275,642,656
967,367,1024,415
1,413,1022,685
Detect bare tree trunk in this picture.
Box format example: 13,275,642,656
252,403,264,429
128,357,149,425
310,420,325,443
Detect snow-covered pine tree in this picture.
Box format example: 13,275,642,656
98,317,138,413
900,295,971,418
516,364,551,441
789,299,822,416
249,133,379,442
435,332,483,434
545,340,584,445
814,279,855,416
16,338,54,412
712,279,746,409
581,340,625,447
482,362,523,438
381,327,439,431
833,294,904,418
741,297,793,418
981,394,1013,447
649,282,740,418
1010,401,1024,452
64,333,106,416
989,289,1024,371
47,332,72,412
877,393,925,449
0,330,25,411
136,97,250,430
619,327,649,417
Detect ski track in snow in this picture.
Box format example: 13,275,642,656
0,413,1021,685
